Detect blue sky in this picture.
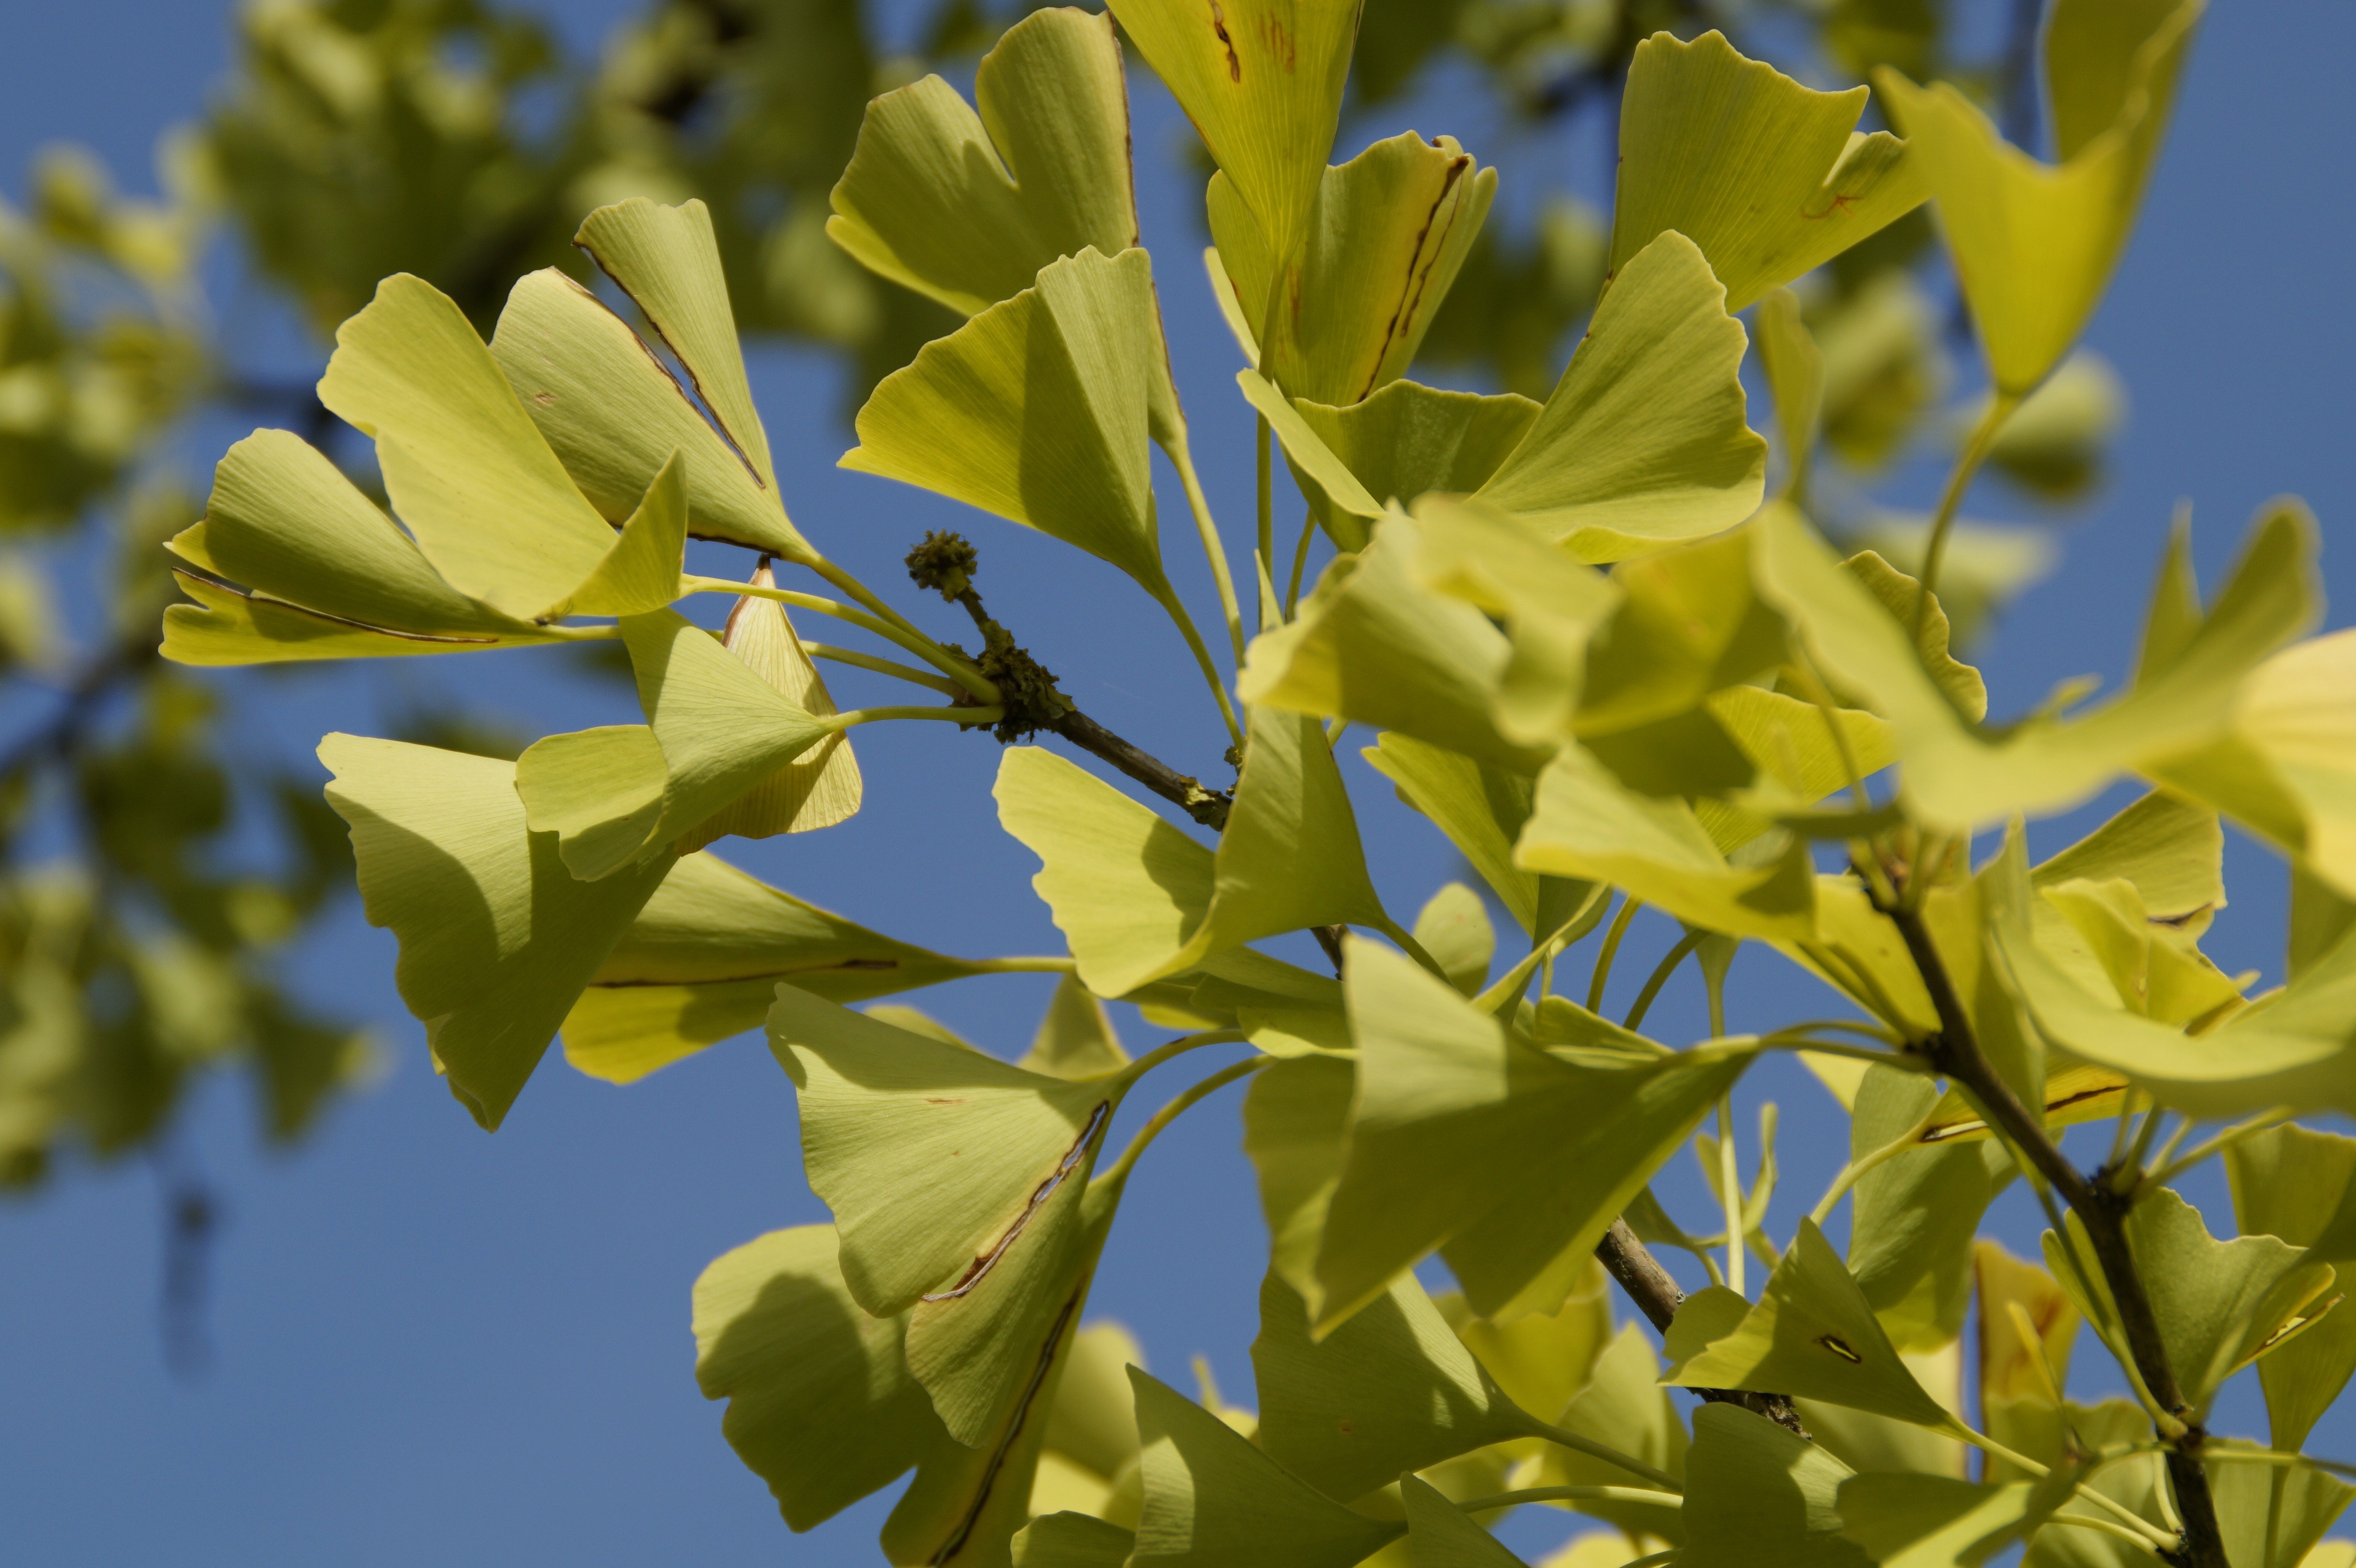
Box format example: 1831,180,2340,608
3,3,2353,1564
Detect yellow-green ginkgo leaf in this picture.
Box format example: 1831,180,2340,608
1755,289,1823,503
1875,0,2202,394
2226,1124,2356,1452
844,247,1181,605
2207,1445,2356,1568
2046,1187,2334,1421
1521,1320,1690,1543
1286,381,1539,552
1253,1270,1531,1503
692,1223,958,1532
995,745,1215,999
680,561,862,850
489,267,807,558
1664,1219,1961,1432
1756,497,2315,834
1317,939,1751,1328
316,272,619,619
1611,30,1927,313
1244,1053,1357,1309
515,608,834,880
1363,733,1594,942
1416,883,1494,997
1021,974,1131,1081
1210,130,1495,405
1032,1318,1146,1518
1126,1366,1405,1568
829,6,1138,318
1015,1513,1136,1568
1975,1242,2079,1477
1238,367,1382,537
1571,524,1789,743
1844,1066,2001,1351
561,447,690,618
1239,510,1537,772
770,986,1126,1446
1401,1475,1532,1567
159,430,572,664
1837,1473,2057,1568
1106,0,1363,277
1679,1403,1869,1568
2160,627,2356,902
1437,1262,1614,1429
1517,743,1817,942
2039,876,2243,1025
575,197,776,488
1472,231,1767,563
560,850,1021,1084
318,734,673,1130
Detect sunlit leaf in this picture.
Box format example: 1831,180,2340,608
1127,1366,1404,1568
1974,1241,2080,1478
1838,1472,2056,1568
1022,974,1131,1081
1846,1065,2003,1350
1471,232,1767,562
830,8,1138,316
1437,1262,1613,1426
316,272,618,619
1317,939,1751,1327
843,247,1183,606
2207,1443,2356,1568
319,735,672,1129
1681,1402,1869,1568
1106,0,1361,281
1876,0,2200,393
1286,382,1537,552
1210,131,1494,405
1416,883,1494,997
560,851,1009,1084
1244,1053,1356,1307
1665,1219,1960,1431
1756,289,1823,502
1402,1474,1531,1567
1363,732,1593,942
1612,30,1926,312
1015,1511,1137,1567
2226,1125,2356,1451
1521,1321,1689,1542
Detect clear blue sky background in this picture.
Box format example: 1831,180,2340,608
3,3,2353,1564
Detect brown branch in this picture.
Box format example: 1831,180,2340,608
1596,1220,1812,1437
1881,897,2211,1568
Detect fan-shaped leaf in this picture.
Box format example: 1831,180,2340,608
1681,1403,1869,1568
318,735,672,1129
2226,1124,2356,1451
830,7,1138,317
1402,1475,1531,1567
1284,382,1537,553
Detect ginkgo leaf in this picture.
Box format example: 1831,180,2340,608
996,745,1215,999
560,851,1013,1084
1285,382,1538,553
516,608,833,880
1126,1367,1405,1568
1239,510,1538,771
1210,131,1495,405
1033,1318,1146,1518
1756,497,2317,833
1664,1219,1961,1432
1844,549,1987,721
1838,1473,2055,1568
1471,231,1767,563
2160,627,2356,902
1680,1403,1869,1568
692,1223,956,1532
1239,367,1383,534
489,267,806,559
1521,1321,1690,1542
844,247,1182,606
679,562,861,850
575,197,775,488
1975,1242,2079,1477
1611,30,1926,313
2226,1124,2356,1451
1876,0,2201,393
1254,1270,1528,1503
2207,1442,2356,1568
2039,876,2243,1025
770,986,1124,1446
316,272,618,619
1402,1475,1532,1567
1846,1065,2003,1351
1416,883,1494,997
158,430,570,665
1021,974,1130,1081
1438,1263,1614,1428
1756,289,1823,502
1416,495,1625,750
829,7,1137,317
2048,1187,2334,1421
561,446,690,618
1516,743,1817,942
1316,939,1751,1328
1015,1512,1137,1568
1243,1054,1356,1307
1363,733,1593,942
1106,0,1361,279
318,735,673,1130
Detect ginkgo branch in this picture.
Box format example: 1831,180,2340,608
1913,391,2021,640
1097,1056,1268,1189
799,642,963,695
